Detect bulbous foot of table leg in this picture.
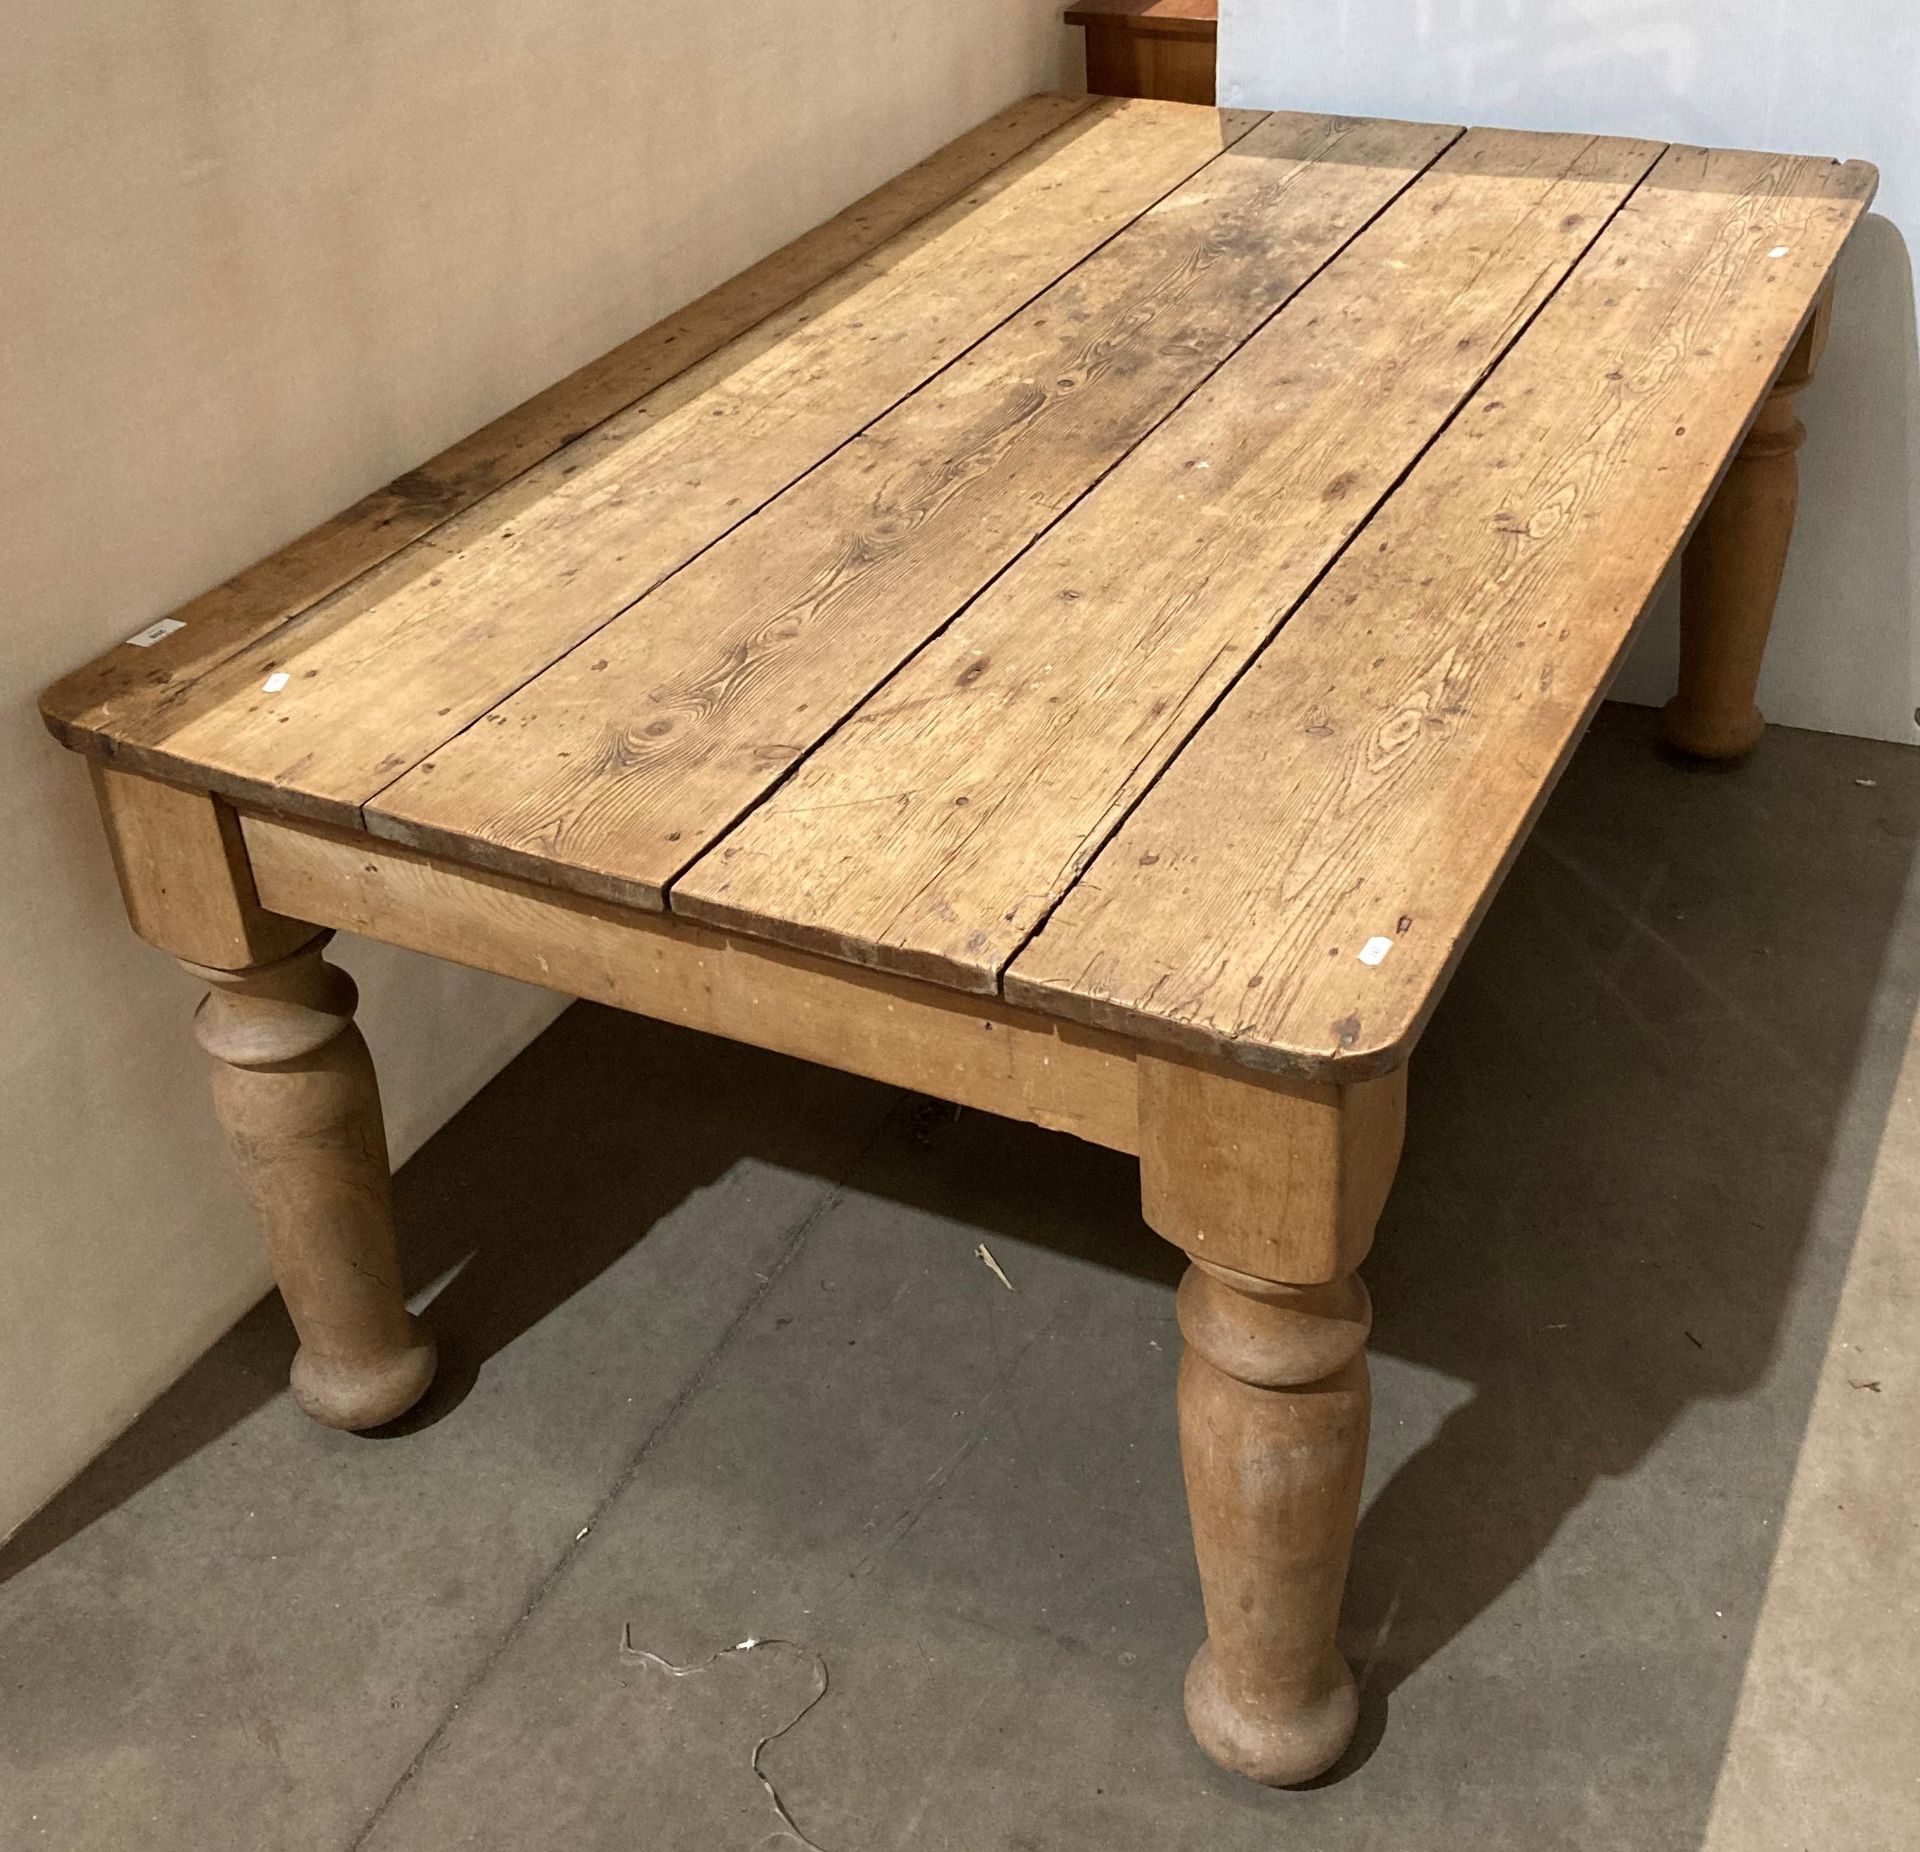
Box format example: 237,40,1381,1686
1660,694,1764,762
289,1313,438,1430
1184,1640,1358,1787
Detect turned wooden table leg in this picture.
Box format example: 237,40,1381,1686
186,932,436,1429
1179,1260,1371,1783
1139,1052,1405,1785
1662,286,1833,760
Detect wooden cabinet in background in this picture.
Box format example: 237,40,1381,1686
1065,0,1218,105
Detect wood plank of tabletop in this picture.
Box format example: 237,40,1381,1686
1006,142,1878,1079
369,112,1462,896
64,98,1259,818
674,128,1665,986
39,92,1096,757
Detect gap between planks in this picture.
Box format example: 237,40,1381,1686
40,92,1102,759
1003,142,1877,1075
666,129,1669,995
93,101,1270,824
367,113,1470,912
238,810,1146,1156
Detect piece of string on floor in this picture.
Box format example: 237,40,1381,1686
620,1626,835,1852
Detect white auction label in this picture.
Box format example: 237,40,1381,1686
125,618,185,648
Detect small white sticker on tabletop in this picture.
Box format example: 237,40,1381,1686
262,671,290,693
125,618,185,648
1358,935,1394,966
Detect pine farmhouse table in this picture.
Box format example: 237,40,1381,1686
42,96,1875,1785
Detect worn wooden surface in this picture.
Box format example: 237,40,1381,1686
1176,1261,1372,1784
1140,1057,1400,1785
54,98,1249,818
41,97,1878,1793
676,129,1660,986
40,93,1096,764
375,112,1461,903
44,103,1874,1083
1004,142,1877,1076
89,764,315,970
1664,283,1834,758
241,812,1145,1155
187,936,435,1430
1138,1056,1405,1282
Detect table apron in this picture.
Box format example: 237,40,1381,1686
240,811,1146,1155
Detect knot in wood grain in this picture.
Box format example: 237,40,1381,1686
187,933,359,1069
1177,1259,1370,1389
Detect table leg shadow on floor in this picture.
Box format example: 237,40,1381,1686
0,1007,914,1581
1321,707,1920,1799
3,705,1915,1841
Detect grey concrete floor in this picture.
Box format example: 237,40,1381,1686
5,702,1918,1851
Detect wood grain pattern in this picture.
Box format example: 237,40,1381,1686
39,92,1095,760
368,113,1460,900
42,109,1874,1100
676,129,1663,987
41,110,1878,1791
89,763,316,969
1006,144,1877,1077
1663,283,1832,757
65,99,1257,820
1071,0,1220,107
1065,0,1218,28
1140,1046,1401,1783
188,937,436,1430
1085,34,1217,110
1176,1260,1371,1784
240,813,1144,1155
1138,1055,1404,1281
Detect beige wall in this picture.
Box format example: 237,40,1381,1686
0,1,1071,1539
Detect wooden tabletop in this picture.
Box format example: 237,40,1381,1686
44,96,1874,1080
